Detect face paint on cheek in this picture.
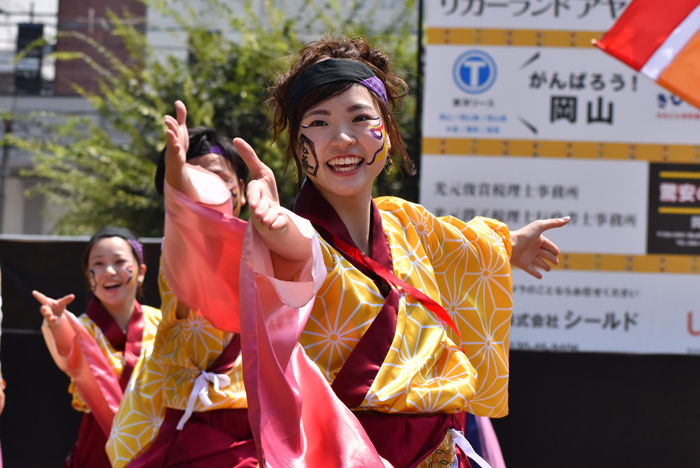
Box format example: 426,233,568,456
125,265,136,286
299,134,319,177
366,123,388,166
230,187,241,213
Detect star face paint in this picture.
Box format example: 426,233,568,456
299,134,319,177
366,122,388,166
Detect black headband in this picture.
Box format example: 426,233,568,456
187,138,224,161
285,59,388,117
90,227,143,264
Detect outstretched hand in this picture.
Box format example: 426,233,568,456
233,137,312,277
163,100,194,196
234,137,290,233
164,100,189,171
510,217,569,279
32,290,75,325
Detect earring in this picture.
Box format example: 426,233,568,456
384,156,395,175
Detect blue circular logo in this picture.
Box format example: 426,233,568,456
453,50,497,95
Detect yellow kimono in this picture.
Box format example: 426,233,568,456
299,197,512,417
107,266,247,468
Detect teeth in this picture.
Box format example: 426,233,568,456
328,156,362,171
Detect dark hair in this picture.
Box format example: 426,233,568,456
154,126,249,195
81,227,145,297
268,36,414,187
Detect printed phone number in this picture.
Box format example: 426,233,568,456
511,341,580,352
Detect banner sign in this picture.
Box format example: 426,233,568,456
424,46,700,143
431,0,627,30
421,1,700,355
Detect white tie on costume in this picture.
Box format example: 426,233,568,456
176,370,231,430
449,428,493,468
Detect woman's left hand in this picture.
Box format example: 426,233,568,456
510,217,570,279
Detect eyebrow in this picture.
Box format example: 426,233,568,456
90,252,128,260
347,103,376,113
304,103,377,118
304,109,331,117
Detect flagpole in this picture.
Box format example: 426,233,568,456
412,0,424,201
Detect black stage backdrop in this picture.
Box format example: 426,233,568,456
1,237,699,467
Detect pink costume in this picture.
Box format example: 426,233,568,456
162,168,390,467
163,168,508,467
42,298,152,467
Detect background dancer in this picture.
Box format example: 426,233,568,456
108,126,256,468
35,228,160,468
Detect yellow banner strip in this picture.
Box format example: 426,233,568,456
554,253,700,274
659,207,700,215
427,28,604,48
422,138,700,163
660,171,700,179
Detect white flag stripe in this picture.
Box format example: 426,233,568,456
641,3,700,80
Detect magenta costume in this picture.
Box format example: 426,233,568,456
44,298,144,468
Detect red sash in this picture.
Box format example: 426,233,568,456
85,298,144,391
294,181,458,408
295,182,470,467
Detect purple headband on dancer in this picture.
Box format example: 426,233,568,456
285,58,389,117
207,145,225,156
89,227,144,264
127,239,144,265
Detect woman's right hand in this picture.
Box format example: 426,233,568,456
32,290,75,325
163,100,193,196
234,137,288,233
234,137,313,279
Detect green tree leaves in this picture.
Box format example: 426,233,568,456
16,0,418,236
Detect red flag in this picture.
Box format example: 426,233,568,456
595,0,700,110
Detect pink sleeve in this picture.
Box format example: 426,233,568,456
162,166,247,333
239,213,392,468
42,313,123,435
475,416,507,468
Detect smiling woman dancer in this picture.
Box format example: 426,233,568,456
106,127,256,468
163,36,569,468
34,228,160,468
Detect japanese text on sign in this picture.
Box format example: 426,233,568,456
439,0,627,19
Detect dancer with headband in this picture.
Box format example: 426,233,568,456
34,228,160,468
107,127,256,468
163,37,568,468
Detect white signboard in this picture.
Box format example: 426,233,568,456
424,46,700,144
422,0,700,355
419,155,649,254
512,269,700,355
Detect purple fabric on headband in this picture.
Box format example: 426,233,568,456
127,239,144,264
359,76,388,106
207,146,225,156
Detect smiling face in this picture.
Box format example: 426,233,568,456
188,153,246,217
296,84,390,203
87,237,146,310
